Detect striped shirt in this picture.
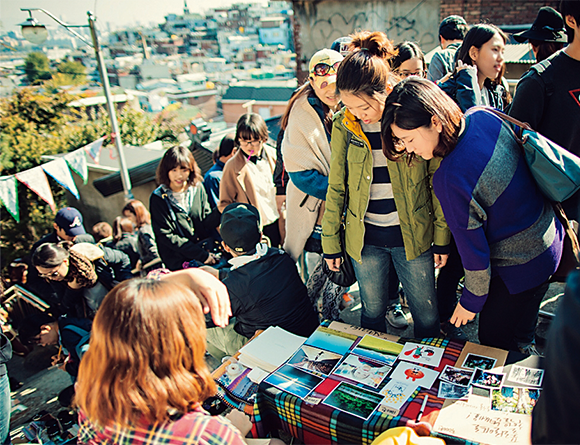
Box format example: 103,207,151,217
77,406,246,445
361,123,404,248
433,109,563,313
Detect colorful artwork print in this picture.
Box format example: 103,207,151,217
461,353,497,371
491,386,540,414
438,381,470,400
323,381,384,420
398,342,444,367
389,362,440,389
439,365,474,387
471,368,505,389
288,345,342,376
351,335,403,366
331,354,391,388
304,328,355,356
507,365,544,387
263,364,323,399
379,379,418,409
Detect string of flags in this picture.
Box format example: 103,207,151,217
0,137,105,223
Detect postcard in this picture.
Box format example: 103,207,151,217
351,335,403,366
389,362,440,389
398,342,444,367
438,381,470,400
304,328,355,356
379,379,418,410
439,365,474,387
461,353,497,371
263,364,323,399
507,365,544,387
323,381,384,420
331,353,391,388
491,386,541,415
471,368,506,389
288,345,342,376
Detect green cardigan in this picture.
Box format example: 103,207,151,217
321,108,450,263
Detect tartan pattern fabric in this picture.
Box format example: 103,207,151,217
77,407,246,445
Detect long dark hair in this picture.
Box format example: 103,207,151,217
336,31,397,101
390,41,425,74
381,77,463,164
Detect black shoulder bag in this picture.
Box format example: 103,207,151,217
322,133,357,287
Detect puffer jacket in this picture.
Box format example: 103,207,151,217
321,108,450,263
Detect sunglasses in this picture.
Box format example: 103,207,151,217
38,270,61,279
311,61,341,77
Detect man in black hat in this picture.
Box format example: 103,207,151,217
204,203,319,360
427,15,468,82
512,6,567,62
509,0,580,221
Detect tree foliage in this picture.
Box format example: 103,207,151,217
24,52,52,85
45,60,87,90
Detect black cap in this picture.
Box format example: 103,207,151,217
220,203,261,253
331,36,353,57
54,207,86,237
513,7,567,43
439,15,468,41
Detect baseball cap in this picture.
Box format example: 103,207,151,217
439,15,468,41
308,48,344,90
220,203,261,253
54,207,86,237
331,36,353,57
512,7,567,43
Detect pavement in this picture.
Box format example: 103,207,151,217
4,280,566,442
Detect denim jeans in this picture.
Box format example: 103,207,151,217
352,245,439,338
0,372,10,444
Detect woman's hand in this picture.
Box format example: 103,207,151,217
160,268,232,327
325,257,342,272
434,254,448,269
225,409,252,436
449,303,475,327
204,253,219,265
456,59,477,75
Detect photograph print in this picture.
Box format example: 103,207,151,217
438,381,471,400
263,364,323,399
288,345,342,376
461,353,497,371
331,353,391,388
351,335,403,366
439,365,474,387
323,381,384,420
491,386,540,415
507,365,544,387
471,368,505,389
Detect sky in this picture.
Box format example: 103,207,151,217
0,0,268,35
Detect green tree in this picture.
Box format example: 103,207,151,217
23,52,52,85
45,60,87,89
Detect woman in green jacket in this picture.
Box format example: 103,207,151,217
322,31,450,337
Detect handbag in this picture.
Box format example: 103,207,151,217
476,107,580,202
475,107,580,281
322,134,357,287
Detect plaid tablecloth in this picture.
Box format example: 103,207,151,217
252,323,464,444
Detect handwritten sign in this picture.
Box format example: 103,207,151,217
433,394,531,444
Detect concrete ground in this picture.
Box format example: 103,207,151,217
5,280,566,442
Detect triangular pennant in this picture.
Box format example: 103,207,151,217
64,148,88,184
42,158,80,199
15,166,56,211
84,136,105,163
0,176,19,223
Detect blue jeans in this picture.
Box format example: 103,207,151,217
352,245,439,338
0,373,10,444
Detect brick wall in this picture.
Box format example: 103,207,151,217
440,0,561,25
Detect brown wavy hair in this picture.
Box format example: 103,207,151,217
74,279,216,427
381,77,463,164
336,31,397,102
156,145,202,187
122,199,151,227
32,241,97,288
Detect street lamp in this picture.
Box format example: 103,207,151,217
19,8,134,200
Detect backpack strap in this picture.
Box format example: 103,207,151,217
62,325,91,358
530,58,554,98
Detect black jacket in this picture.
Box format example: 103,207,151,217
150,184,220,271
58,317,92,378
439,68,508,112
220,247,319,338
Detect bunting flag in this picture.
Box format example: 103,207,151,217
15,166,56,212
0,176,19,223
42,158,80,199
64,148,88,184
84,136,105,163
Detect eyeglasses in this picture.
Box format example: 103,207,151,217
311,61,341,77
397,69,425,79
38,269,61,279
239,139,263,147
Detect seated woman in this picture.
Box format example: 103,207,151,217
122,199,163,273
150,145,221,271
32,241,132,318
74,271,284,445
109,216,140,270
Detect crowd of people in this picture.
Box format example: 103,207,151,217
2,1,579,443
